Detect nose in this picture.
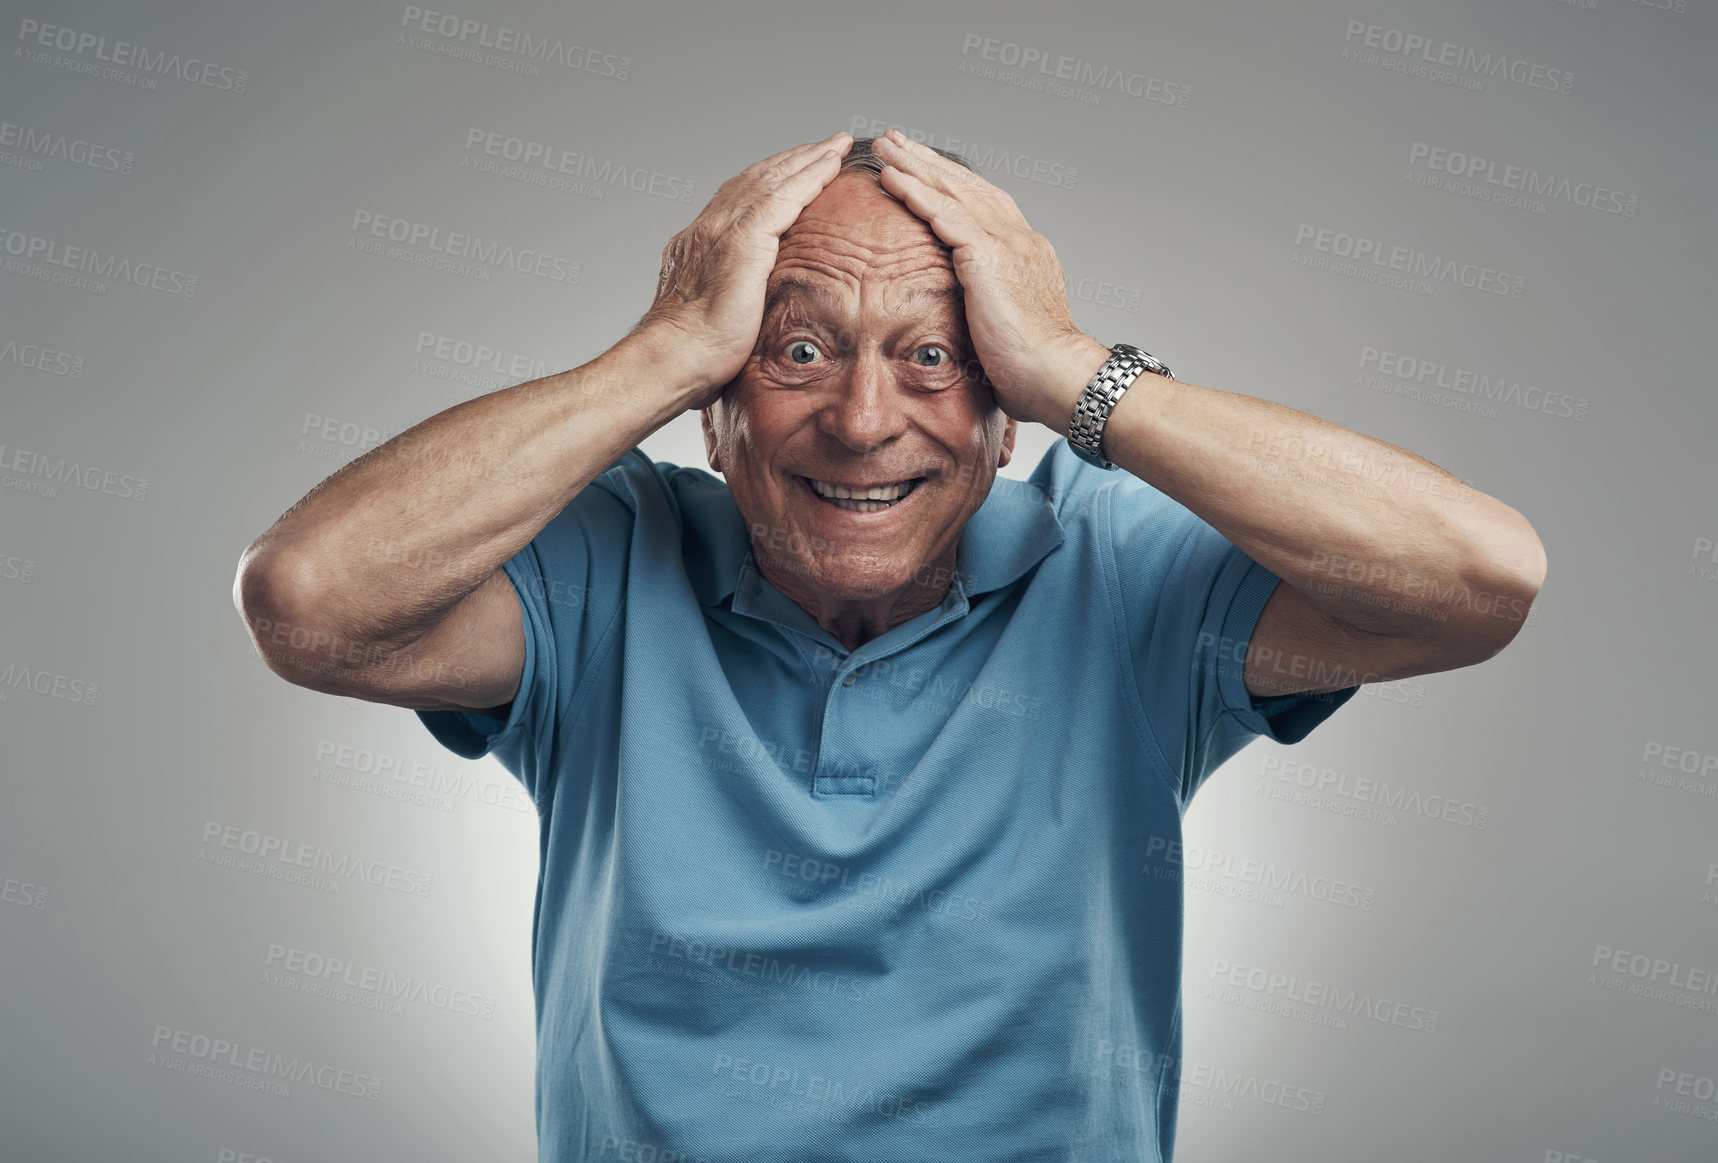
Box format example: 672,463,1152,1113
817,349,908,454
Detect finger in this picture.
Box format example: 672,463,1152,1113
878,166,1032,313
745,131,853,180
695,143,822,229
713,132,850,215
875,164,992,253
872,131,1004,209
743,143,851,238
780,140,852,203
873,140,1022,239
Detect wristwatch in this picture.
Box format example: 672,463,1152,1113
1066,343,1173,470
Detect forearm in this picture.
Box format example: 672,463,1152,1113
236,327,706,651
1028,340,1547,640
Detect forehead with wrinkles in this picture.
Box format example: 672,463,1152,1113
767,175,960,314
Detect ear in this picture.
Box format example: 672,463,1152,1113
700,402,722,474
997,416,1017,470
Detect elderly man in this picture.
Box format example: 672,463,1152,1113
235,129,1545,1162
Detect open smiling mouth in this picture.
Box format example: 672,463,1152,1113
796,475,927,515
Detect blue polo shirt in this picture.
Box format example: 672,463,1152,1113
417,438,1356,1163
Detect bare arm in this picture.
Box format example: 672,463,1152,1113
1077,361,1547,696
986,331,1547,700
233,333,702,710
234,131,857,711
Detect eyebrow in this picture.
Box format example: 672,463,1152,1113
763,276,964,320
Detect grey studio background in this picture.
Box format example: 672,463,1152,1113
1,0,1714,1159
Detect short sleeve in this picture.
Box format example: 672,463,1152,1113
413,460,636,803
1111,493,1357,806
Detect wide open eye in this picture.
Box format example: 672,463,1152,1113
786,340,823,365
912,345,953,368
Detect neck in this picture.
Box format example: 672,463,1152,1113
754,544,959,654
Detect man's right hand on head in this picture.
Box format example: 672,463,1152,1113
631,131,853,411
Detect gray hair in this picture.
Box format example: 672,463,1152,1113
839,136,980,181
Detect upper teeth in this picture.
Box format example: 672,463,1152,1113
809,478,917,501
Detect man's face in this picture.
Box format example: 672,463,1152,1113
702,173,1016,606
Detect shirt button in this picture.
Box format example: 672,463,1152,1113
842,673,856,686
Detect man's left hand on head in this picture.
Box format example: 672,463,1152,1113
870,128,1111,432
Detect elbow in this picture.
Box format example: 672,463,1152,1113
1499,519,1549,630
1512,521,1549,600
232,540,268,629
234,540,288,643
233,542,333,687
1452,526,1548,665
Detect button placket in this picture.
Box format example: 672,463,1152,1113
808,581,970,797
816,660,877,795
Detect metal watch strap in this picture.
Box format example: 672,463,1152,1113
1067,343,1174,470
